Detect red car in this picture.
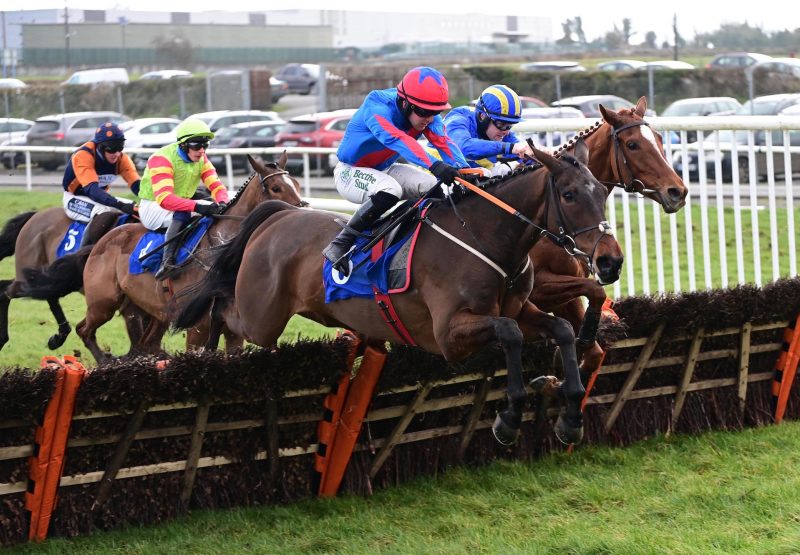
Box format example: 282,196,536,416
274,109,356,175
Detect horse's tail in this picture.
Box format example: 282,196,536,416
0,211,36,261
19,246,92,299
173,201,296,330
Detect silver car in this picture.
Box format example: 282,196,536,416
0,117,34,169
25,111,130,171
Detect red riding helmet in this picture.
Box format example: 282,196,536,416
397,67,451,111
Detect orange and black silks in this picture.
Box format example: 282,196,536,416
25,356,86,542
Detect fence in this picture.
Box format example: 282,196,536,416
3,115,800,294
2,277,800,544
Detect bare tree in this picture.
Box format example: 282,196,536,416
622,18,634,45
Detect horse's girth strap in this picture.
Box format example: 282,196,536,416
370,239,417,346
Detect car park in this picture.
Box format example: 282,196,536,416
0,78,27,89
706,52,772,69
270,76,290,103
0,117,34,169
25,111,130,171
517,106,585,146
551,95,651,118
119,117,181,170
519,61,586,72
208,121,285,172
184,110,283,132
140,69,192,80
596,59,646,71
672,94,800,181
276,109,356,174
638,60,695,71
661,97,742,117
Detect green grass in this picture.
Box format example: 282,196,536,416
0,191,332,369
8,421,800,554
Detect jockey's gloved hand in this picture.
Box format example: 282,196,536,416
195,202,224,216
117,202,136,216
429,161,459,185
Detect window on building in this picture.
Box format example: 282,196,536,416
84,10,106,23
171,12,190,24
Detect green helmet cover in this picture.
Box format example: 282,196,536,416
175,119,215,143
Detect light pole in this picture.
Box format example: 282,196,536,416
118,16,128,68
64,3,71,70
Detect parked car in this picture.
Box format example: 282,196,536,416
276,109,356,174
139,69,192,80
638,60,695,71
517,106,585,146
270,76,290,103
519,61,586,72
750,58,800,78
706,52,772,69
274,63,322,95
0,117,34,169
662,97,742,117
0,78,27,89
208,121,285,173
672,94,800,181
25,111,130,171
596,59,646,72
551,95,653,118
62,67,129,86
184,110,282,132
119,117,181,170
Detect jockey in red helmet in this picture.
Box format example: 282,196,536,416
322,66,468,277
61,121,140,244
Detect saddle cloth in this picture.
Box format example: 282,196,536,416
322,220,424,304
129,217,213,275
56,214,133,259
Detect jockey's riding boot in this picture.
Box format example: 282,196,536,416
322,191,398,277
80,212,120,248
154,219,186,281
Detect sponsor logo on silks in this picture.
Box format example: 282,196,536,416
67,197,94,219
340,166,352,182
98,173,116,187
331,260,354,284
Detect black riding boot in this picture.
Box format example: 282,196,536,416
322,191,398,277
80,211,120,248
154,219,187,281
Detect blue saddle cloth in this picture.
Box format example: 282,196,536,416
129,217,214,275
56,214,133,259
323,230,413,303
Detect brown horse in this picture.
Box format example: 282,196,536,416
172,143,623,446
68,154,304,362
528,97,687,374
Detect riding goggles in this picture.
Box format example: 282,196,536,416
185,140,210,151
102,141,125,153
411,104,442,118
490,119,515,132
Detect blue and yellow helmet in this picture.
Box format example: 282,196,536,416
476,85,523,123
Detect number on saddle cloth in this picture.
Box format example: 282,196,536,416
128,216,215,275
57,213,135,259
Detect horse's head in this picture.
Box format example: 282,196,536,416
248,153,307,207
598,96,687,214
534,140,624,285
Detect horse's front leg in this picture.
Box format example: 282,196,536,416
517,301,584,444
438,312,526,446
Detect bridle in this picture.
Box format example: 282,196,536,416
257,168,308,207
606,120,657,196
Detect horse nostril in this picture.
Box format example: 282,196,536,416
668,187,687,201
597,255,624,276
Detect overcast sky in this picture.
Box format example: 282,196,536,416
19,1,796,46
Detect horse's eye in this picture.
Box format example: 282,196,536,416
271,186,282,193
626,141,638,150
563,191,575,201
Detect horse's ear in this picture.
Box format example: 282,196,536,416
278,150,288,169
573,138,589,166
248,154,266,174
532,146,559,172
599,104,619,127
634,96,647,117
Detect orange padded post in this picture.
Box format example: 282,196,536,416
773,315,800,423
26,356,86,542
318,345,386,497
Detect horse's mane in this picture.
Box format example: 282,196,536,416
224,171,257,211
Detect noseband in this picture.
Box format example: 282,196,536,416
608,120,657,196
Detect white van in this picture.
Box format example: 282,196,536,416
63,68,130,86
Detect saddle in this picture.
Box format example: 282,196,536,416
129,217,214,275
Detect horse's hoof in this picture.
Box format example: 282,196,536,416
47,332,69,350
554,414,584,445
492,413,520,446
